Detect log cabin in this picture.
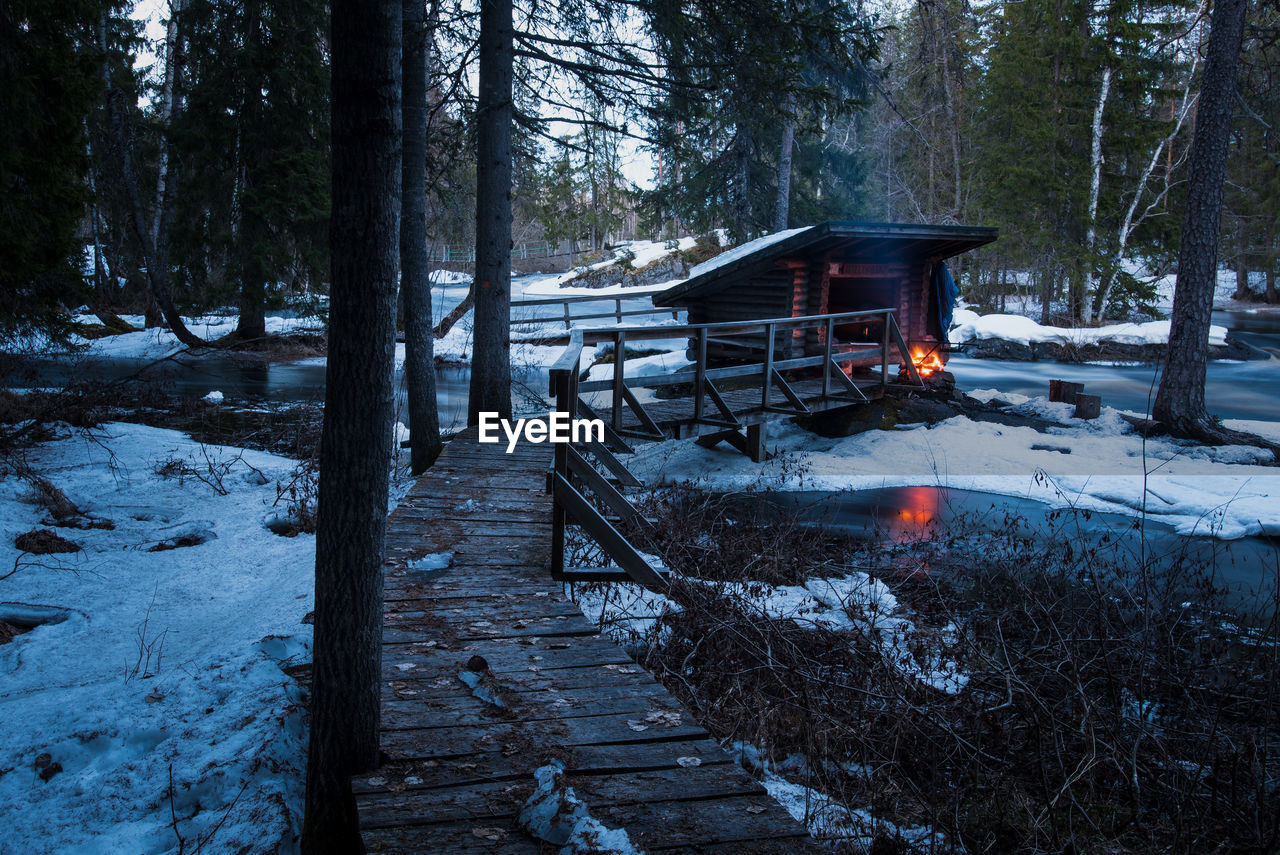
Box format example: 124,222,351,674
654,221,997,376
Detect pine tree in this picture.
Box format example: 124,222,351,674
1151,0,1271,447
301,0,401,848
0,0,116,345
168,0,329,338
643,0,877,239
403,0,443,472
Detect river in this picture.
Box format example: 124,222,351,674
7,287,1279,607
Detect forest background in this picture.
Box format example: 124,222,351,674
5,0,1280,353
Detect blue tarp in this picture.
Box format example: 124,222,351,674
932,261,959,334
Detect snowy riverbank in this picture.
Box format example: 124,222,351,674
0,424,317,853
626,391,1280,540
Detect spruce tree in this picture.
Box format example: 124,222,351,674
0,0,115,345
168,0,329,338
302,0,401,847
1151,0,1272,448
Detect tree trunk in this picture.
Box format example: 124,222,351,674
434,282,473,338
732,121,752,239
403,0,442,471
1082,67,1112,324
1039,264,1053,325
1094,57,1198,323
300,0,401,849
152,0,184,258
1234,219,1251,300
235,0,268,341
468,0,514,423
1153,0,1249,439
100,14,207,349
773,93,795,233
1266,216,1277,303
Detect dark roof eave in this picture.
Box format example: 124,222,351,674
655,221,998,307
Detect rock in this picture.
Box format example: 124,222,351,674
965,339,1036,361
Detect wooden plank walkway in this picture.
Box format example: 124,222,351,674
353,427,819,853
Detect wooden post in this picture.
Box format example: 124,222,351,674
747,422,767,463
822,316,834,398
762,322,775,410
694,327,708,422
880,310,890,391
1074,393,1102,419
611,331,625,435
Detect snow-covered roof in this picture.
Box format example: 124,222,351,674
655,221,997,306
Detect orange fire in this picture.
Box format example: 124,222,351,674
911,348,945,378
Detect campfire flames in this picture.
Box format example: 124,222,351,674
911,348,945,378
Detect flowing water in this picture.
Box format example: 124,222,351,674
7,287,1279,607
753,486,1280,613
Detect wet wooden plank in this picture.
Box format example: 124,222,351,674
353,737,734,796
357,427,817,851
379,709,709,760
359,763,765,828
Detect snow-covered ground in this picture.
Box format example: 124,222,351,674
625,394,1280,540
949,309,1229,349
68,312,327,361
0,424,315,854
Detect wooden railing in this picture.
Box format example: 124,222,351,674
574,308,922,440
510,289,682,331
547,330,668,589
544,308,923,588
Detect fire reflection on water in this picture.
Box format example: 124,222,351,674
882,485,944,546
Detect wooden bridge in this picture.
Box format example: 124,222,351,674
352,307,926,849
351,427,820,852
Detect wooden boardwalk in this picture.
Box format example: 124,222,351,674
353,427,818,852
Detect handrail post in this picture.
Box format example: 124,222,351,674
694,327,708,422
563,301,572,330
822,316,834,398
547,328,583,579
881,310,891,390
762,322,775,410
612,331,626,435
615,299,623,324
550,368,569,576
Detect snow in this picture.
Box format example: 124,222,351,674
687,227,811,279
585,350,693,384
950,311,1228,348
517,236,703,297
519,761,643,854
66,313,325,361
625,398,1280,540
0,423,313,854
568,582,681,648
729,742,945,851
758,768,944,851
624,236,698,269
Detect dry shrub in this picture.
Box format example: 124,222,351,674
631,484,856,586
624,485,1280,855
14,528,80,554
